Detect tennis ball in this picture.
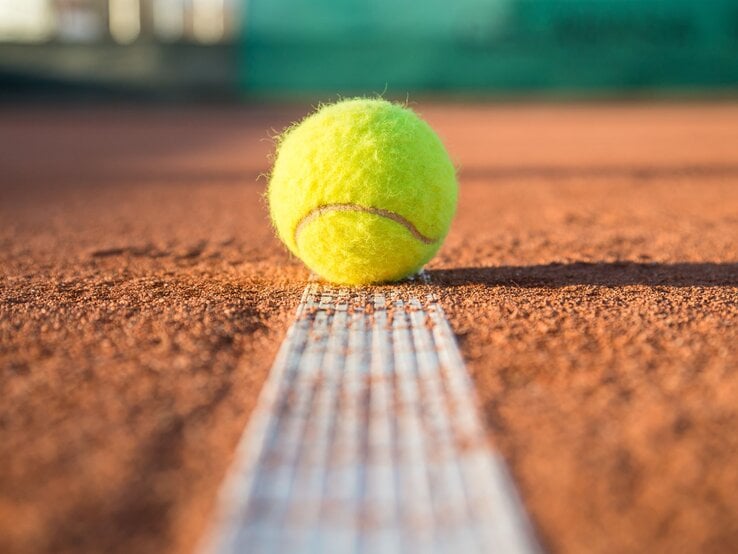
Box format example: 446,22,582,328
268,98,457,285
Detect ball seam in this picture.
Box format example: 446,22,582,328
293,203,437,247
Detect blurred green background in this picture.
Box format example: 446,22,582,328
244,0,738,96
1,0,737,99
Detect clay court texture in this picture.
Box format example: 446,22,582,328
1,102,737,554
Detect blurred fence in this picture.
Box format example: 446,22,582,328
243,0,738,96
1,0,737,99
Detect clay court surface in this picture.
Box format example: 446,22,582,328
1,103,737,554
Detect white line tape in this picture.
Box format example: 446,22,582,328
201,277,541,554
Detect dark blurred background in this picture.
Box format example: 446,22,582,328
1,0,737,101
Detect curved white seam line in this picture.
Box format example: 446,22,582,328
294,203,437,246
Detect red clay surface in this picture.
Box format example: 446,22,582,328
1,103,737,554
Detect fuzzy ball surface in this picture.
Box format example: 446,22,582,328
268,98,458,285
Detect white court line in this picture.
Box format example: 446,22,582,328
200,276,541,554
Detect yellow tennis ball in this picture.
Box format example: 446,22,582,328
268,98,458,285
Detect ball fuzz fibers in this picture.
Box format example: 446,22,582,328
268,98,458,285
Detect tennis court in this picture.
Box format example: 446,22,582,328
1,2,738,553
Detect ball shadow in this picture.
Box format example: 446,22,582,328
428,261,738,288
